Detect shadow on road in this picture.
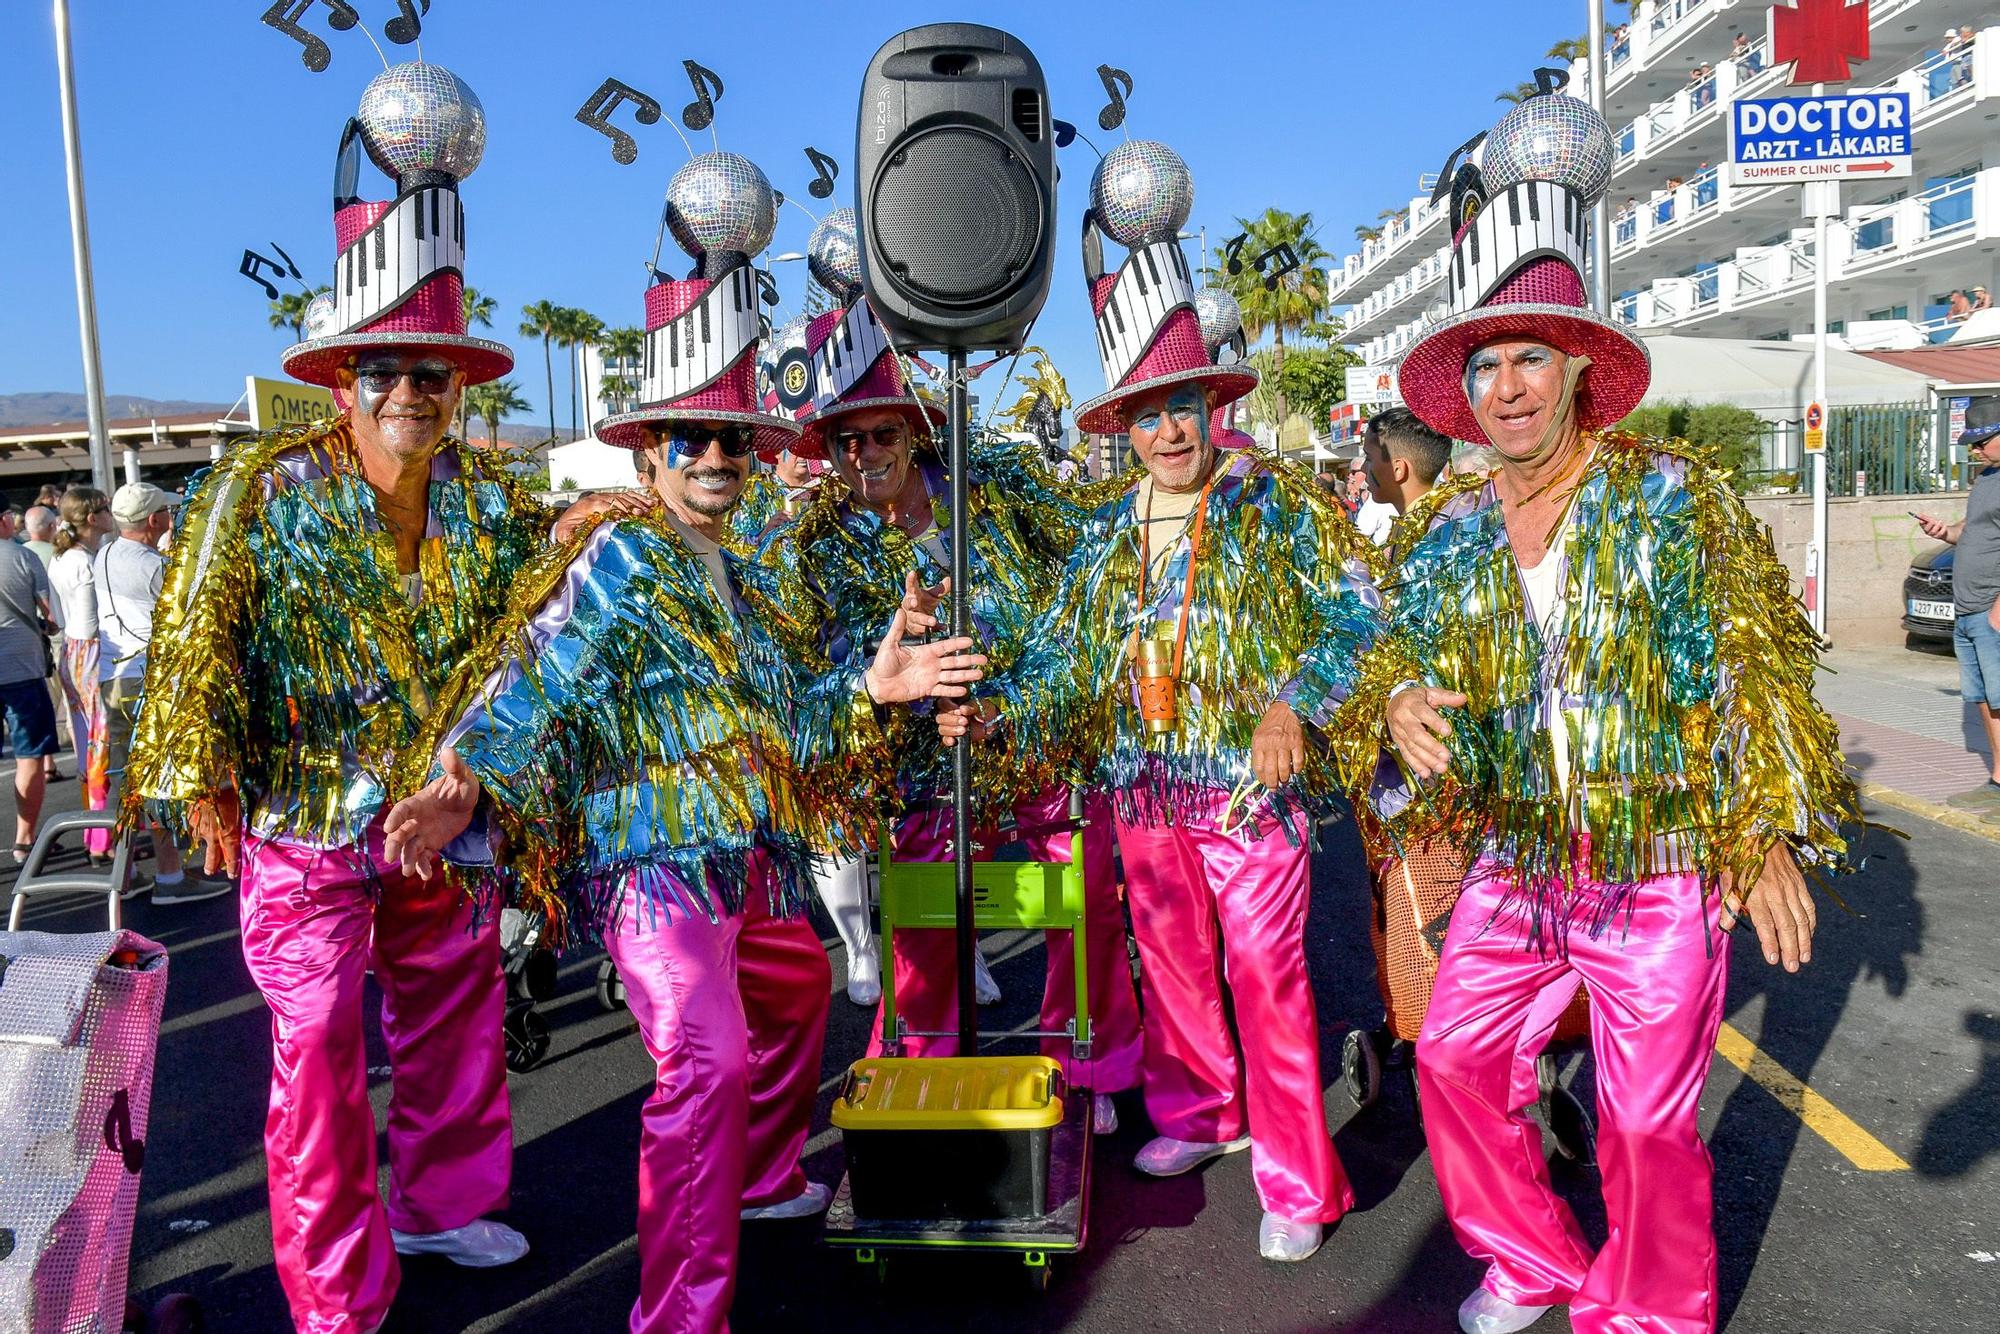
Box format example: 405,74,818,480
1913,1009,2000,1179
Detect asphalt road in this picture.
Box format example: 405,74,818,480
5,767,1994,1333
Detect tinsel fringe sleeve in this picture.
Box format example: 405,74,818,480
971,432,1137,561
119,430,285,836
1265,456,1390,729
1683,450,1862,888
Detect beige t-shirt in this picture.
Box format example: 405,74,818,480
1517,518,1575,796
669,518,740,623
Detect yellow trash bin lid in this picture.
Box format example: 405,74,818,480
831,1056,1064,1133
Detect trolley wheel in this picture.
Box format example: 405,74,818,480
146,1295,205,1334
504,1005,551,1072
595,958,627,1012
1546,1082,1597,1166
1024,1251,1053,1294
1342,1028,1383,1109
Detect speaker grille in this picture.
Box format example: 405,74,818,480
870,127,1044,308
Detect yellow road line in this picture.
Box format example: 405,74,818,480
1714,1022,1909,1172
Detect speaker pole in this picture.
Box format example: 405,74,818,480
947,348,978,1052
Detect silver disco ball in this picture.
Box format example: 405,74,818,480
1193,287,1242,354
1481,95,1615,206
665,152,777,261
302,292,339,340
1090,140,1194,248
807,207,861,302
774,312,811,352
357,62,486,182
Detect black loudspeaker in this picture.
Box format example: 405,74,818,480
855,24,1057,351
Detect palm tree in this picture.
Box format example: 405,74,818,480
1208,208,1331,424
1547,36,1589,63
1496,80,1544,104
453,286,499,438
597,325,646,415
597,375,641,413
1354,224,1383,243
267,285,332,340
462,378,531,450
518,300,564,446
559,309,605,439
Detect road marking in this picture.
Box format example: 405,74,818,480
1714,1022,1908,1172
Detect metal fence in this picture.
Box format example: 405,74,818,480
1738,401,1971,497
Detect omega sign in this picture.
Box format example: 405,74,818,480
247,375,339,432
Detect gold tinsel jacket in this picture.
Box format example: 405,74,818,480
1328,434,1860,904
123,421,553,848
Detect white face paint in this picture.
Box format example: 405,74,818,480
345,354,462,464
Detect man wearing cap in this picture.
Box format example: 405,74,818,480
379,153,987,1334
97,482,231,903
119,60,594,1332
942,141,1382,1263
1328,94,1857,1333
773,239,1145,1131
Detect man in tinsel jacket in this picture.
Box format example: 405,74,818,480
941,140,1383,1264
772,213,1144,1129
379,152,984,1334
118,60,631,1332
1328,94,1860,1334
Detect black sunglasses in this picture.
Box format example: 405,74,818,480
830,423,907,453
353,363,455,396
668,424,759,459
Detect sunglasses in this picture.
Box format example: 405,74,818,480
353,363,455,396
830,424,910,454
667,424,759,458
1127,393,1207,435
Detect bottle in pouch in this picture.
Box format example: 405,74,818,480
1135,623,1178,735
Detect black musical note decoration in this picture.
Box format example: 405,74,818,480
259,0,360,73
239,243,306,302
1252,242,1302,292
804,147,839,200
772,190,785,209
383,0,429,45
1533,66,1571,96
1080,211,1108,289
1052,119,1078,149
680,60,724,132
756,270,779,307
0,1228,13,1263
576,78,662,166
1095,65,1133,132
103,1089,146,1174
1430,131,1489,206
1223,232,1251,275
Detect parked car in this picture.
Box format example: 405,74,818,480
1903,545,1956,646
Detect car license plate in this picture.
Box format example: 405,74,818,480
1909,598,1954,621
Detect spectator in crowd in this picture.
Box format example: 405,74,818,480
21,506,67,780
50,486,114,861
1618,196,1638,218
1942,26,1964,54
1347,456,1397,546
1360,407,1453,521
35,484,64,510
1449,443,1501,477
1919,412,2000,818
1731,33,1750,59
1949,289,1973,323
0,509,18,542
96,481,229,902
0,529,58,860
21,507,58,568
1972,285,1992,314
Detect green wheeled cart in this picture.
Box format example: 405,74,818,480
821,795,1096,1292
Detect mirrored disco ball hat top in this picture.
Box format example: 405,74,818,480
595,149,797,455
1193,285,1255,450
1074,139,1255,437
806,207,862,307
281,60,513,390
1396,80,1649,447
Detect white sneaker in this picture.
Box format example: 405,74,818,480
846,949,881,1007
1133,1134,1251,1177
740,1180,831,1221
1458,1286,1554,1334
1257,1210,1324,1262
149,874,234,906
1092,1094,1119,1135
972,948,1002,1006
390,1218,529,1268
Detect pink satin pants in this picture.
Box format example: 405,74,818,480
1417,861,1728,1333
1114,793,1353,1225
605,855,829,1334
868,784,1144,1092
239,828,512,1334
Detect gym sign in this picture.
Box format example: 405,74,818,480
1727,91,1911,187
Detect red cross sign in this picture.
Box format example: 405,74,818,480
1772,0,1871,86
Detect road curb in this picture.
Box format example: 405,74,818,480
1858,781,2000,844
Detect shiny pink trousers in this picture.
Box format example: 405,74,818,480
1417,861,1728,1333
868,784,1144,1092
604,855,830,1333
239,829,512,1334
1114,792,1353,1225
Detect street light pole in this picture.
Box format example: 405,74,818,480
1806,79,1833,640
1587,0,1611,313
53,0,115,495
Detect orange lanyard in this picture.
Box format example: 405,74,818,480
1135,462,1219,683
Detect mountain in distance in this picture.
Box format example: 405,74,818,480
0,391,229,429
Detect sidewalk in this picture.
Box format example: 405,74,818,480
1819,642,1999,840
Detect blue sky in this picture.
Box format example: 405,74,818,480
0,0,1581,422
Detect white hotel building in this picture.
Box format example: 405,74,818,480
1334,0,2000,409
